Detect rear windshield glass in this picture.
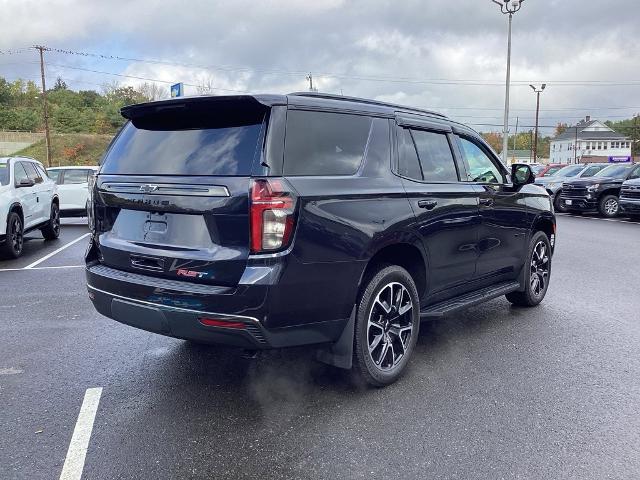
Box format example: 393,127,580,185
0,161,9,186
101,105,265,176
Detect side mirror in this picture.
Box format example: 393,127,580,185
512,163,535,187
18,178,35,188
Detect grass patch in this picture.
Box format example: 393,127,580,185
15,133,114,167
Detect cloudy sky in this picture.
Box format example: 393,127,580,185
2,0,640,134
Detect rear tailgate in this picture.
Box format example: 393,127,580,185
92,96,270,287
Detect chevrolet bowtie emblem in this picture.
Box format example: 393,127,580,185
139,184,159,193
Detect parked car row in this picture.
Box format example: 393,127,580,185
0,158,99,259
0,157,60,258
535,162,640,218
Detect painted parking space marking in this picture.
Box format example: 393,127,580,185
23,233,90,270
556,213,640,225
59,387,103,480
0,265,84,273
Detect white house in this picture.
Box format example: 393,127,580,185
549,116,631,164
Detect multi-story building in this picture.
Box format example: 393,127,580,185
549,116,631,164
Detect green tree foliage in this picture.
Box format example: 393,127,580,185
0,76,164,134
606,115,640,156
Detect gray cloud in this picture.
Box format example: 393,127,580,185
2,0,640,133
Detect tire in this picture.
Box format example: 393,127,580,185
553,192,565,213
1,212,24,259
41,202,61,240
598,194,619,218
506,231,552,307
353,265,420,387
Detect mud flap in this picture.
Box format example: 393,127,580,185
315,306,355,369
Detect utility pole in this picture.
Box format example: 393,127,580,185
574,125,578,164
492,0,525,163
530,83,546,162
512,116,519,162
306,73,314,92
35,45,52,167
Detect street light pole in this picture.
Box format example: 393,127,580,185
530,83,546,162
492,0,525,164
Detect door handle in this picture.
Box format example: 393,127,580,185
417,199,438,210
479,198,494,207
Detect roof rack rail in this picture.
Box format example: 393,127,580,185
288,92,446,118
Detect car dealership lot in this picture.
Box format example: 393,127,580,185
1,215,639,480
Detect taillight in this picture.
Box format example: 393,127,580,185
250,178,297,253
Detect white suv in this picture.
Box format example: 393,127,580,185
0,157,60,258
47,166,99,217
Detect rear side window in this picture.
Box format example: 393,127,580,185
62,169,90,184
284,111,372,176
411,130,458,182
101,105,266,176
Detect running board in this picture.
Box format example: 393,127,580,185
420,281,520,319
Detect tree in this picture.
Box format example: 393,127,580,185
481,132,503,153
555,123,568,136
136,82,168,101
196,77,216,95
53,77,68,90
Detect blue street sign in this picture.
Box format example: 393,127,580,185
608,155,631,163
170,83,184,98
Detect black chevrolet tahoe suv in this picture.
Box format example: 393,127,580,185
86,93,556,386
560,163,640,217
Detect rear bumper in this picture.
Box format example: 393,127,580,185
86,260,354,349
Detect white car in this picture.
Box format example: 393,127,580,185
0,157,60,258
46,166,99,217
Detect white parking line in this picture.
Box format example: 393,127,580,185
0,265,84,273
59,387,103,480
23,233,90,269
557,213,640,225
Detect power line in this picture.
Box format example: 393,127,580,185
6,45,640,88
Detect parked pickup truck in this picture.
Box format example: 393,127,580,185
560,163,640,217
619,178,640,218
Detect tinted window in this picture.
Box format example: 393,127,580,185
398,128,422,180
580,165,606,177
63,169,89,184
542,166,563,176
0,161,9,186
555,165,584,177
102,120,263,176
458,137,505,183
411,130,458,182
629,166,640,180
14,162,30,185
23,162,43,184
284,111,372,176
595,164,634,178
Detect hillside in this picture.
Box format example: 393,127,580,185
14,133,114,166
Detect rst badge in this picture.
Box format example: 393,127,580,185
176,268,210,279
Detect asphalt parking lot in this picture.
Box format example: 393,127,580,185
1,215,639,480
